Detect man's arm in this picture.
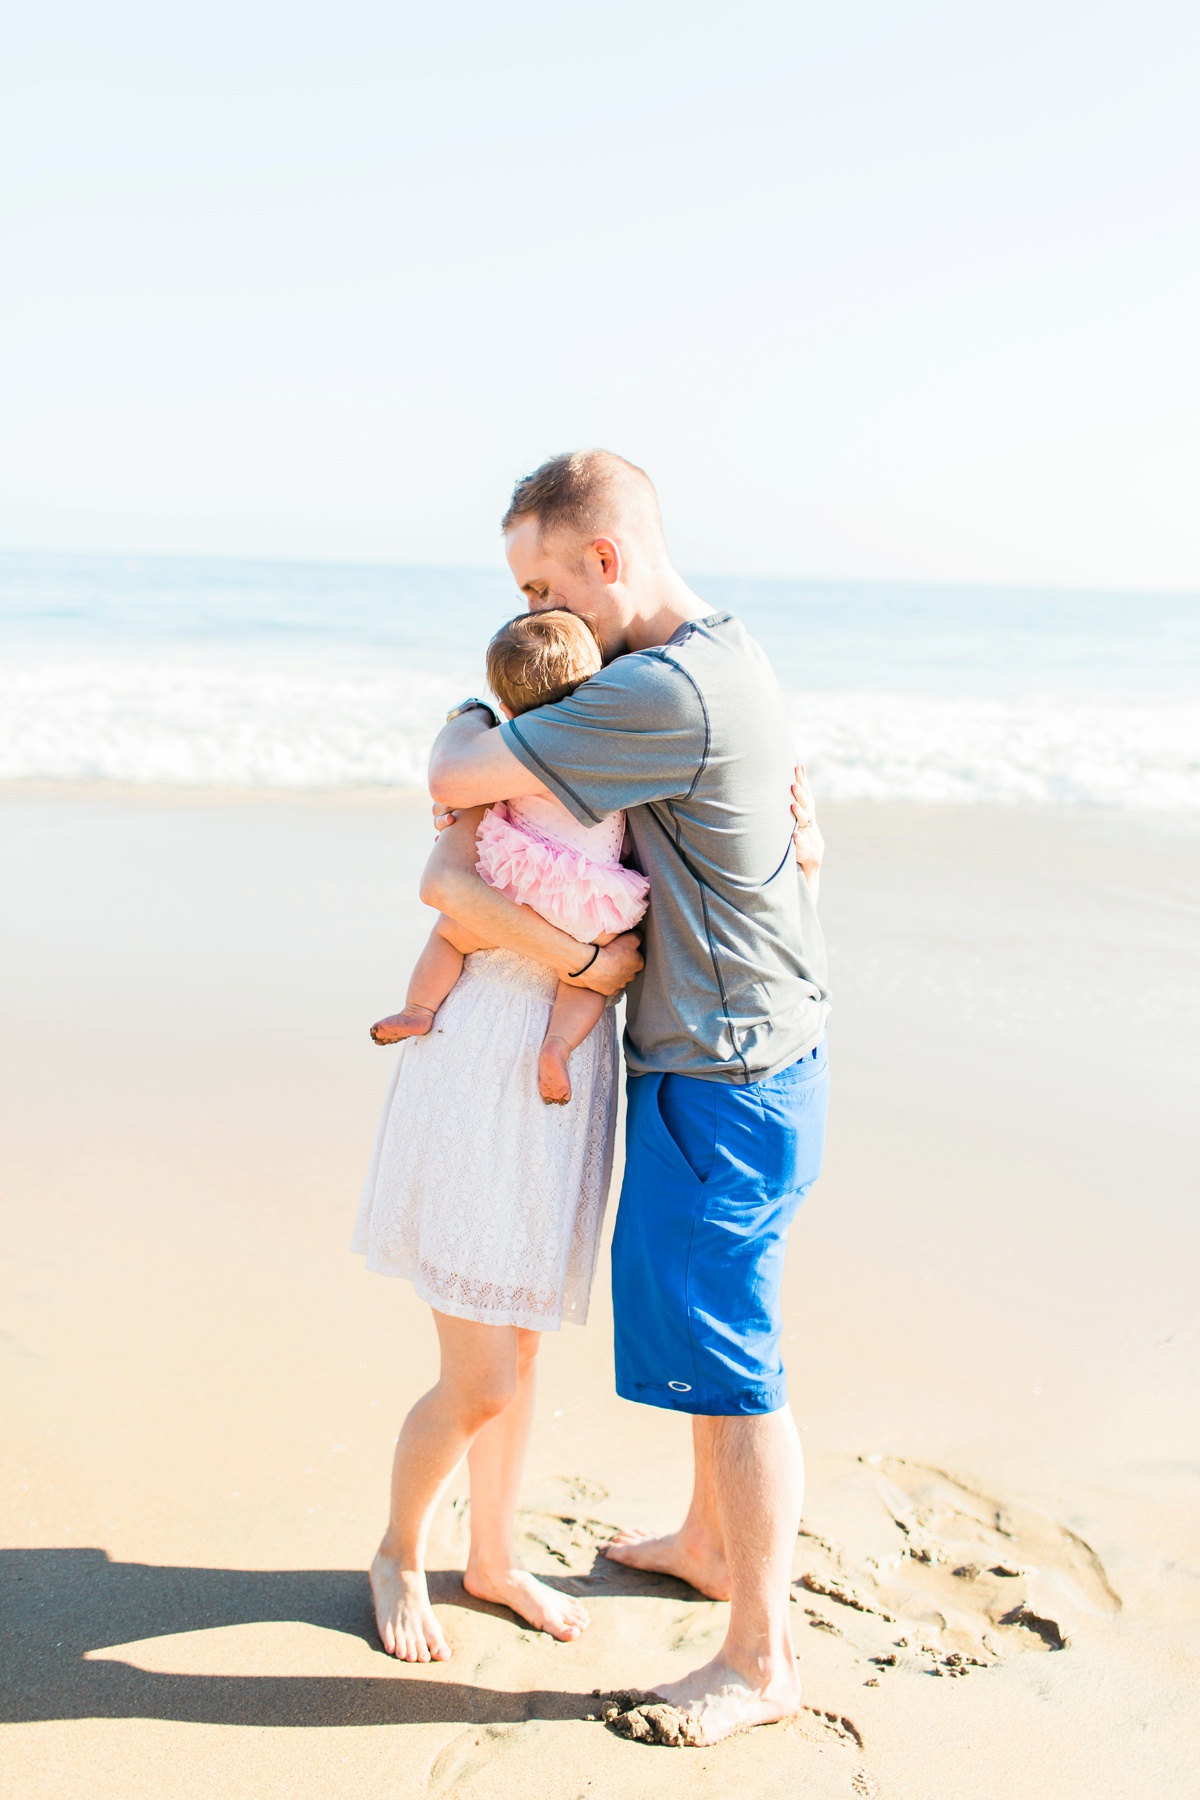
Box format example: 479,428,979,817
420,807,643,996
428,710,550,810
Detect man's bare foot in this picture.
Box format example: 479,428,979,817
371,1005,435,1044
603,1527,731,1601
370,1549,451,1661
538,1035,572,1105
463,1563,590,1641
647,1649,802,1745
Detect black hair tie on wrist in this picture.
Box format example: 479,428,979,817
568,943,601,978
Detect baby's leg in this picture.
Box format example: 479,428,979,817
538,983,608,1105
370,916,481,1044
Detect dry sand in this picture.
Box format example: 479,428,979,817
2,788,1198,1798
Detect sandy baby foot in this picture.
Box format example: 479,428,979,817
371,1005,435,1045
603,1527,731,1601
370,1550,451,1661
463,1564,590,1641
643,1650,802,1746
538,1036,572,1105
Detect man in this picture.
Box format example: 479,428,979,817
422,450,829,1746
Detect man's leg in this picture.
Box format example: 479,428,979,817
651,1407,804,1740
604,1416,730,1599
606,1051,828,1743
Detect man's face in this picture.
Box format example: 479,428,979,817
504,517,627,659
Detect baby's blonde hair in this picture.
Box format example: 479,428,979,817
486,610,602,717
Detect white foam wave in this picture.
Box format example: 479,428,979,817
2,659,1198,809
0,659,459,790
790,691,1200,810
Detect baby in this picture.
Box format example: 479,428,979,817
371,610,649,1104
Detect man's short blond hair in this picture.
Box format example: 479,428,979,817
485,609,602,717
501,449,663,550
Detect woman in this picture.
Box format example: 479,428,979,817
352,613,645,1662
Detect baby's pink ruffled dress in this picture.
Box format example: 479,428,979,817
475,795,649,942
353,796,647,1332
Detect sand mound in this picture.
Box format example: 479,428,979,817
793,1455,1120,1677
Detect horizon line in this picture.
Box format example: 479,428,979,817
2,543,1199,603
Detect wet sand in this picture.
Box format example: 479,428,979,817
2,788,1198,1797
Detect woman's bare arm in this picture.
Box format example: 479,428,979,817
427,708,549,808
791,763,823,908
420,808,644,996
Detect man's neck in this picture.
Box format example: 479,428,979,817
623,568,712,654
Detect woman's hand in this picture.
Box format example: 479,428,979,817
791,763,824,904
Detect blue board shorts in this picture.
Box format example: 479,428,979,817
611,1042,829,1416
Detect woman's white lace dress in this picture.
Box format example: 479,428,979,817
352,949,618,1331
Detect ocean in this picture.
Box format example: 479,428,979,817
2,550,1198,809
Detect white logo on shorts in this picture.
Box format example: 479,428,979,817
667,1381,692,1392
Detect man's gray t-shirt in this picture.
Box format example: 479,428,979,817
500,612,830,1084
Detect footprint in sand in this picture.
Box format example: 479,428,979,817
440,1476,622,1585
428,1721,550,1793
792,1455,1120,1675
515,1478,623,1582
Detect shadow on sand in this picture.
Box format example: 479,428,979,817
0,1548,600,1729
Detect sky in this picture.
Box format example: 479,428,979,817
2,0,1198,586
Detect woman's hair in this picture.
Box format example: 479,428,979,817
486,609,602,717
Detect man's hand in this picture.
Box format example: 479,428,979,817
791,763,824,904
564,931,644,996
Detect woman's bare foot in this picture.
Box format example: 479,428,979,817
538,1035,572,1105
603,1527,731,1600
648,1649,802,1745
463,1563,590,1641
371,1005,435,1045
370,1549,451,1661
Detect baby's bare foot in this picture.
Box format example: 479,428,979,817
463,1563,590,1641
370,1549,451,1661
371,1005,435,1045
538,1035,572,1105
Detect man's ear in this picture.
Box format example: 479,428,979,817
588,536,623,585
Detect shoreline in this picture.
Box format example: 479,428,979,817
0,777,430,809
4,773,1200,818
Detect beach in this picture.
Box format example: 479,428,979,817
1,786,1197,1798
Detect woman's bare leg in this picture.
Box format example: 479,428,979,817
463,1328,590,1640
370,1310,522,1661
